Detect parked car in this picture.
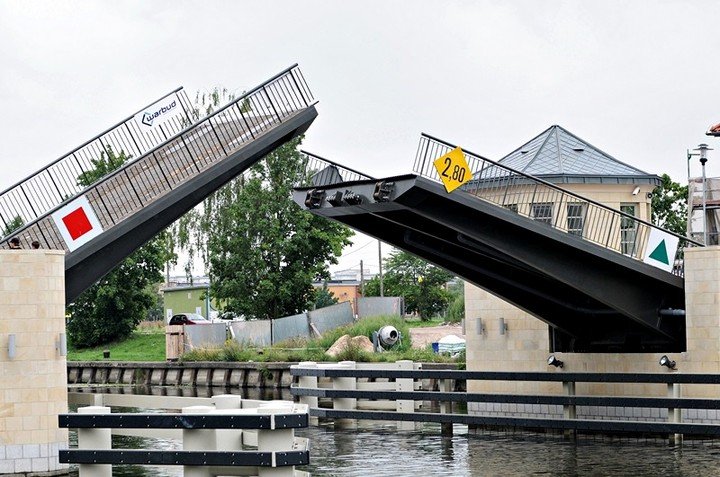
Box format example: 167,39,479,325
168,313,210,325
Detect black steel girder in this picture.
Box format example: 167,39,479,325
293,174,686,352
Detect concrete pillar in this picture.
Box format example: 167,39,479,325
77,406,111,477
296,362,318,426
212,395,243,451
182,405,215,477
0,249,67,476
395,360,415,431
333,361,357,429
257,403,295,477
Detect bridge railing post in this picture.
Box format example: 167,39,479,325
438,377,453,436
77,406,111,477
668,382,683,445
297,361,319,425
181,405,215,477
333,361,357,429
395,360,415,431
257,402,298,477
563,380,576,440
212,395,244,451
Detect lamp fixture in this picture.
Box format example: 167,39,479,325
659,355,677,370
373,180,395,202
499,317,508,335
476,318,485,335
304,189,325,209
632,186,641,196
7,334,16,360
547,355,564,368
56,333,67,357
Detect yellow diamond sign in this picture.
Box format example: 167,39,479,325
433,147,472,193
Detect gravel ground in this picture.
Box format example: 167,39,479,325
408,323,464,348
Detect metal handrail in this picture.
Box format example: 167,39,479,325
1,65,314,251
413,133,703,276
298,150,375,186
0,88,193,236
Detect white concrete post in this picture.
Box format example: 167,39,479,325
77,406,111,477
395,360,415,431
333,361,357,429
257,403,296,477
212,395,243,451
668,383,683,445
438,379,452,436
563,381,576,440
296,361,318,426
182,405,216,477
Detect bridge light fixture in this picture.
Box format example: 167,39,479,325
547,355,564,368
373,180,395,202
659,355,677,370
304,189,325,209
7,334,16,360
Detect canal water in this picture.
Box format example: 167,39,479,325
67,387,720,476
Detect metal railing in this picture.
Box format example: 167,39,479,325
60,398,310,477
413,133,703,276
1,64,314,251
299,150,374,187
291,362,720,438
0,88,194,237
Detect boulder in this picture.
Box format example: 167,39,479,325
326,334,374,358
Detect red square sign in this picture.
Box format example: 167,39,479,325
61,207,93,240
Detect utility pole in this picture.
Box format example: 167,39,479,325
360,260,365,296
378,240,384,297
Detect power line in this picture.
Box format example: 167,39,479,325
340,239,375,258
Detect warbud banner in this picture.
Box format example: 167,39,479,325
134,93,184,130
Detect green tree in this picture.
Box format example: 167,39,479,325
365,250,454,320
446,279,465,323
652,174,688,235
2,215,24,238
313,283,339,309
192,137,352,320
66,147,168,347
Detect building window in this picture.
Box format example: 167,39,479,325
620,204,637,256
531,203,553,225
566,203,584,236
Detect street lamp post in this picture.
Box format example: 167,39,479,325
695,144,712,244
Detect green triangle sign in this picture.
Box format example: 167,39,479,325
649,239,670,265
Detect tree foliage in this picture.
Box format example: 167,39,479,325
172,87,353,319
652,173,687,235
2,215,24,238
313,283,339,310
200,137,353,320
364,250,454,320
66,147,167,347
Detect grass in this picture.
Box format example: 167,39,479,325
67,326,166,362
68,315,464,366
182,314,461,365
402,317,448,328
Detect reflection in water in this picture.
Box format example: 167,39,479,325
67,387,720,477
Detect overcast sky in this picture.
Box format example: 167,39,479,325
2,1,720,276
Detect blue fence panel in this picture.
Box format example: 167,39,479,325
357,297,404,318
230,320,272,347
272,313,310,343
308,302,354,334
